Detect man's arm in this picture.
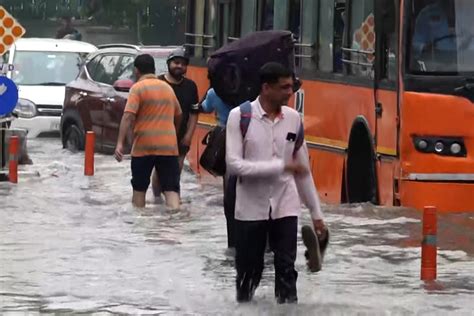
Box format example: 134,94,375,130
200,90,215,113
293,140,326,234
412,11,430,60
181,83,200,146
182,113,197,147
115,112,135,162
115,85,139,162
173,95,183,137
226,108,285,177
174,113,183,137
293,142,323,220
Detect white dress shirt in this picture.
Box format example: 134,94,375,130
226,97,324,221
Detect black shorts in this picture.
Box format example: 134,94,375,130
131,155,180,193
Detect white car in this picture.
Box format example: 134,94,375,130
6,38,97,138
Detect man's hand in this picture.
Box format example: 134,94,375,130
284,161,308,174
114,143,124,162
181,134,192,147
312,219,327,239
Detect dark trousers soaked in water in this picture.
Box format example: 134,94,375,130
235,216,298,304
223,175,237,248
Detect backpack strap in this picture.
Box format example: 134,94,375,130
239,101,252,139
293,120,305,157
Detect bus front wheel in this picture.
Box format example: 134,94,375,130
346,118,378,204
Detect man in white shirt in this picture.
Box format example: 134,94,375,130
226,62,326,304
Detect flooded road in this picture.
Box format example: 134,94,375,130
1,138,474,315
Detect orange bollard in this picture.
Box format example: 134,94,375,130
421,206,437,281
84,131,95,176
8,136,19,183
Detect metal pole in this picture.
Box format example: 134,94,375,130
421,206,437,281
84,131,95,176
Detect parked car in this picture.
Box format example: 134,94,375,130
60,44,179,154
6,38,97,138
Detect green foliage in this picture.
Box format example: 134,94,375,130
0,0,187,45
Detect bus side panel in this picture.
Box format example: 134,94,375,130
375,89,398,156
188,126,202,174
400,181,474,212
302,80,375,148
309,147,345,204
400,92,474,174
187,66,210,99
399,92,474,211
376,158,395,206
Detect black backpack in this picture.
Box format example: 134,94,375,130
207,30,297,108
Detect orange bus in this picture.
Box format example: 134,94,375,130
183,0,474,212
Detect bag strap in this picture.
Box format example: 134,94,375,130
239,101,252,139
294,119,305,156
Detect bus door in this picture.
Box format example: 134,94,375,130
374,0,399,203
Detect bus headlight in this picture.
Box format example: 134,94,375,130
416,139,428,150
13,99,37,119
450,143,462,155
413,136,466,157
434,141,444,153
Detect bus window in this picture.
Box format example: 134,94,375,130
289,0,302,39
319,0,340,72
258,0,274,30
185,0,216,58
380,0,397,81
334,0,346,73
185,0,197,56
229,0,242,40
290,0,303,68
204,0,217,57
346,0,375,78
409,0,474,74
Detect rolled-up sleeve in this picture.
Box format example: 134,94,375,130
225,108,284,177
124,85,140,114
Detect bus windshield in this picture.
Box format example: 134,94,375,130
409,0,474,74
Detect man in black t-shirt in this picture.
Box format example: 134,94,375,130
153,47,199,198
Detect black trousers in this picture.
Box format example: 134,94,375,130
223,175,237,248
235,216,298,303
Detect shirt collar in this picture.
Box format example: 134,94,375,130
255,97,285,120
138,74,157,81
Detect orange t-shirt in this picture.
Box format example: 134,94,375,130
124,74,182,157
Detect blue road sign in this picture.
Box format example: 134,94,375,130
0,76,18,116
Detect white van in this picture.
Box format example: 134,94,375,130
6,38,97,138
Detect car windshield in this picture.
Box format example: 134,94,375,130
409,0,474,74
154,57,168,75
117,55,169,82
11,51,86,85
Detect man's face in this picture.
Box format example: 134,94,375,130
264,76,294,106
168,57,188,77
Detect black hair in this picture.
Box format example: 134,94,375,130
134,54,156,75
259,62,292,86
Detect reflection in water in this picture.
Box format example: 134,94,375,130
1,138,473,314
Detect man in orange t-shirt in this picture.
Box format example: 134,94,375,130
115,54,182,209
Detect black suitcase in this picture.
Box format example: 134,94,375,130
208,30,297,108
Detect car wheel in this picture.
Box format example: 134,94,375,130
64,124,85,152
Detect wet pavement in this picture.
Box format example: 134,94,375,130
1,138,474,315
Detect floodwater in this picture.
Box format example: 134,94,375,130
1,138,473,315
